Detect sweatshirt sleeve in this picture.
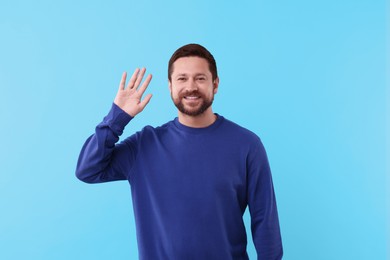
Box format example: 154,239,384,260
247,139,283,259
75,103,136,183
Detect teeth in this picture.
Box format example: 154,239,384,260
185,96,199,100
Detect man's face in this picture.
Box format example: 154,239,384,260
169,56,219,116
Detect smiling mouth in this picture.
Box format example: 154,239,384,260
184,96,200,100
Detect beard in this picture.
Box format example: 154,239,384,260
171,90,214,117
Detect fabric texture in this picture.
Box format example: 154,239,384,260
76,103,283,260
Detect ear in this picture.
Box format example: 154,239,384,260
213,77,219,94
168,80,172,93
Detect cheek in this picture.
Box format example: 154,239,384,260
170,87,180,98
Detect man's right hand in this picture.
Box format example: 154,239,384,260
114,68,153,117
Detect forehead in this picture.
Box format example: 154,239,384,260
172,56,211,76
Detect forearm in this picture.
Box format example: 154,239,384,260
250,186,283,260
248,141,283,259
75,103,133,183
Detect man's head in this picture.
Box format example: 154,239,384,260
168,44,218,82
168,44,219,117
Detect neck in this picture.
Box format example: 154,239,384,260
178,108,217,128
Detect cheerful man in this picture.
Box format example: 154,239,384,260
76,44,283,259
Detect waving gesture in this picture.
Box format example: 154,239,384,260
114,68,153,117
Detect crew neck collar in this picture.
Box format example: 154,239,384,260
173,113,224,134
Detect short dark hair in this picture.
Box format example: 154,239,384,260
168,43,218,81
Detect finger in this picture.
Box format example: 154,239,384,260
137,74,153,97
139,93,153,110
127,68,140,89
118,72,127,91
133,67,146,89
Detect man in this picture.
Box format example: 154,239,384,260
76,43,283,259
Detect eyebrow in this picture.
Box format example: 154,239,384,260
175,73,207,77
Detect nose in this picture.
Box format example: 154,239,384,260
187,78,198,91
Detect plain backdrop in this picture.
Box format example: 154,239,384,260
0,0,388,259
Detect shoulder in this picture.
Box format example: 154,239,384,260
219,116,262,144
124,120,175,142
221,117,273,163
141,120,174,135
216,116,271,165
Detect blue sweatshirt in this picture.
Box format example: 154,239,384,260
76,104,283,260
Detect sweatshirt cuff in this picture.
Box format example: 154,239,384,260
102,103,133,135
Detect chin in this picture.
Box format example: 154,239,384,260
172,96,213,117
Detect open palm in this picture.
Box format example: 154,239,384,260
114,68,153,117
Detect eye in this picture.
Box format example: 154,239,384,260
177,77,186,81
197,77,206,81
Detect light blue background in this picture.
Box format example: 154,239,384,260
0,0,388,259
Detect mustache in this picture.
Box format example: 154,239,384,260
179,90,204,98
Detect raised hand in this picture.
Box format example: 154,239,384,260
114,68,153,117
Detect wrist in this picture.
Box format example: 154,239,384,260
102,103,133,135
